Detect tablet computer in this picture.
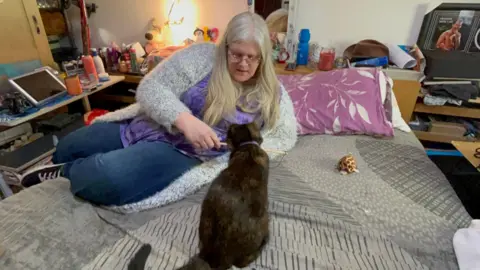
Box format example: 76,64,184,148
8,69,67,106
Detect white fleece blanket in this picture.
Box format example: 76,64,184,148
95,85,297,213
454,220,480,270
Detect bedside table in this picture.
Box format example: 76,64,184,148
441,141,480,218
452,141,480,171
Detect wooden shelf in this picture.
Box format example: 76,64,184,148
471,97,480,104
413,130,477,144
414,103,480,119
418,93,480,104
94,94,135,104
110,73,143,84
0,76,125,127
274,63,316,75
452,141,480,170
123,74,143,84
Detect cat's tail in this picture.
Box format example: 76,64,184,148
176,254,211,270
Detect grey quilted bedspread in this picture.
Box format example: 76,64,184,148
0,132,471,269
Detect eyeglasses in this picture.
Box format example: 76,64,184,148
227,50,261,64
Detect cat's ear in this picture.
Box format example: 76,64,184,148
227,124,239,148
246,122,262,144
227,124,237,141
228,124,239,136
226,138,234,150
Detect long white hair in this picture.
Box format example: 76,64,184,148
203,12,280,130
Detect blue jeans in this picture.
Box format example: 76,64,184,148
53,122,201,205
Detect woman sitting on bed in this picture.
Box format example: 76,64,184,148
20,12,297,209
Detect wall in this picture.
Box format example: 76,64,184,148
293,0,480,54
67,0,247,50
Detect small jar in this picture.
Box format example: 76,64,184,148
119,61,128,73
335,56,348,69
64,75,82,96
318,47,336,71
308,43,321,70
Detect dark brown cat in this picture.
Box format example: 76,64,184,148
178,122,270,270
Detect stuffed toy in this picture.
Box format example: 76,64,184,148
208,28,219,42
193,27,220,43
203,26,210,42
144,18,165,54
337,154,359,175
265,8,288,33
84,109,109,125
193,28,205,42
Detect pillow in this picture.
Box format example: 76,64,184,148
278,68,394,136
378,71,412,132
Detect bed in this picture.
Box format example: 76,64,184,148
0,130,470,270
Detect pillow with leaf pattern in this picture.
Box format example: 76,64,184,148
278,68,394,137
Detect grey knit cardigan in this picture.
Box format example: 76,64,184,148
94,43,297,213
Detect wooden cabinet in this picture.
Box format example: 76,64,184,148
412,98,480,144
0,0,54,67
391,80,420,123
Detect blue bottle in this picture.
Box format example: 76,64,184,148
296,29,310,65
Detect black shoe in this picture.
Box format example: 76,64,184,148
21,164,64,188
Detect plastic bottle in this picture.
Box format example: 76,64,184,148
122,48,131,73
129,47,137,73
100,47,109,70
107,48,116,71
76,59,84,76
296,29,310,66
126,60,132,73
247,0,254,12
91,48,106,75
82,55,98,83
119,61,128,73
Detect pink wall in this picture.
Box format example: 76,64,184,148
196,0,248,34
67,0,248,49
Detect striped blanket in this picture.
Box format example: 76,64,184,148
0,132,470,269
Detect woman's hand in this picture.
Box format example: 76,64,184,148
175,112,221,150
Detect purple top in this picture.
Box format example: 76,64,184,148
120,74,262,161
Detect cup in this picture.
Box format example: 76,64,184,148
64,75,83,95
318,47,336,71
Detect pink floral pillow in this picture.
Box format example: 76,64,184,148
278,68,394,136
